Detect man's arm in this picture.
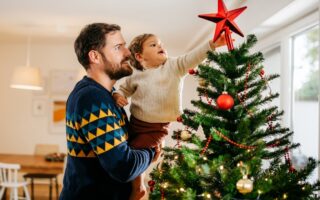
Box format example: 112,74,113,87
77,87,154,182
97,142,154,182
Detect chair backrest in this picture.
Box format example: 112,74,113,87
34,144,59,155
0,162,20,184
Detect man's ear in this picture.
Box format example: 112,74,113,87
88,50,100,64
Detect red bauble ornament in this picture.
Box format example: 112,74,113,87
148,180,156,192
188,68,198,75
216,92,234,110
198,0,247,51
289,166,296,173
260,69,265,76
148,180,156,186
177,116,183,122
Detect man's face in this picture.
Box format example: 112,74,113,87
99,31,133,80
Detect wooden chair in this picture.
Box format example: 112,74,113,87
0,162,30,200
23,144,59,200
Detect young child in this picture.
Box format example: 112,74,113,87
113,33,226,200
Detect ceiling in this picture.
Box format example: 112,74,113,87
0,0,318,54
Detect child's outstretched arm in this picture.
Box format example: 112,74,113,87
173,34,227,76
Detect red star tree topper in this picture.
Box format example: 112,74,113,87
199,0,247,51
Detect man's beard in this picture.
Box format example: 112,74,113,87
101,54,133,80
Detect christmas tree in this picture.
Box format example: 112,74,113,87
148,1,320,199
149,33,320,199
148,0,320,200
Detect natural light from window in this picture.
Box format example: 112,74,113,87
292,24,319,183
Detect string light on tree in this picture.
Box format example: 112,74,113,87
161,182,168,189
196,166,202,174
200,192,212,199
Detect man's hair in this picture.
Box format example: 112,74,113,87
128,33,154,71
74,23,121,70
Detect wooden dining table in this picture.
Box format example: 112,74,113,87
0,153,64,174
0,153,65,200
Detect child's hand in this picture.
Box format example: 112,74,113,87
113,93,128,107
210,33,232,49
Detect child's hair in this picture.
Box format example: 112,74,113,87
128,33,155,70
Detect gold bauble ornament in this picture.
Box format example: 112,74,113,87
180,130,192,140
236,175,253,194
198,78,207,87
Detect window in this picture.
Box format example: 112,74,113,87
291,24,319,182
263,46,281,108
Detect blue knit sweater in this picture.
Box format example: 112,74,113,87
59,76,154,200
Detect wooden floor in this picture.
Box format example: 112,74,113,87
4,183,61,200
3,183,152,200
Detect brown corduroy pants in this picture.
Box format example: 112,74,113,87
129,115,169,149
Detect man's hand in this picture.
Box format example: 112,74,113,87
152,144,162,163
113,93,128,107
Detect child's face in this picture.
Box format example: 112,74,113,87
137,36,167,68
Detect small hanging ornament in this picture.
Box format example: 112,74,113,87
236,175,253,194
180,130,192,140
148,180,156,192
188,68,198,75
177,116,183,122
198,78,207,87
259,69,265,77
216,92,234,110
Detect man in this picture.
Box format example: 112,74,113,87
59,23,158,200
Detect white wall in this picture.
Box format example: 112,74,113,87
0,39,79,154
0,36,186,155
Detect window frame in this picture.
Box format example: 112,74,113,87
254,9,320,179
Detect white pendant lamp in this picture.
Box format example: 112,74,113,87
10,36,43,91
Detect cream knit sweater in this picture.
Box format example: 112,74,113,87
116,41,213,123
